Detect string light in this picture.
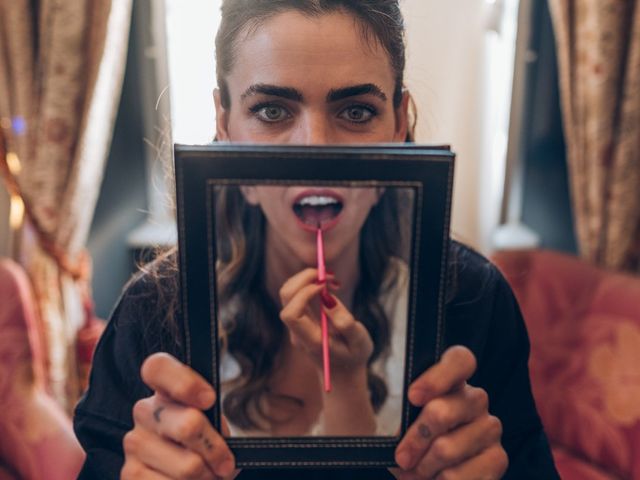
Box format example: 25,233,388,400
6,151,21,175
3,147,24,228
9,194,24,229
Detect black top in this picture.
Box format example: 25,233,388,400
74,243,560,479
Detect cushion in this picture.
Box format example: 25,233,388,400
553,447,620,480
493,250,640,479
0,259,84,480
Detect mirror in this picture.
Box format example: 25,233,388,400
174,144,453,467
212,183,415,438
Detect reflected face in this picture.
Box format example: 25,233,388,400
241,185,381,265
215,10,408,144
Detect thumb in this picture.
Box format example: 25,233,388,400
220,416,241,480
141,352,216,410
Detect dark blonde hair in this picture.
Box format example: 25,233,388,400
216,186,411,430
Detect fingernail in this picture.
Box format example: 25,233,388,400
198,390,216,408
320,290,337,309
396,451,412,470
315,278,327,285
218,458,235,476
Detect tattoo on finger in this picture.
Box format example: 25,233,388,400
418,424,431,439
153,406,165,423
199,432,214,451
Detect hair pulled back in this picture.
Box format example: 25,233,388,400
215,0,407,109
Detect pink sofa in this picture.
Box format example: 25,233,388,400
493,249,640,480
0,259,84,479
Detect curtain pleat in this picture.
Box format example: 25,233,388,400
548,0,640,272
0,0,133,409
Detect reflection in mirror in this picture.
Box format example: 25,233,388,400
212,183,415,438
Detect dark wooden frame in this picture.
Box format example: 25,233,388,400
174,144,455,468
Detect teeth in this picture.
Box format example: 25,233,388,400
297,195,339,207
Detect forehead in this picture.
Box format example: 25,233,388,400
226,10,395,97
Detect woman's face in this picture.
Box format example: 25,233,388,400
216,10,407,266
214,10,408,144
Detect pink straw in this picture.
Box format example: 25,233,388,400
317,227,331,392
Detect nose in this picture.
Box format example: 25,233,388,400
291,112,332,145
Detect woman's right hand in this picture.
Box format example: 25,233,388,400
279,268,374,376
121,353,239,480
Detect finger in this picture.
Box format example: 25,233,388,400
408,346,477,406
322,294,372,352
413,415,503,478
133,398,236,477
281,282,325,319
328,278,341,291
388,466,425,480
219,417,242,480
280,284,325,346
279,268,330,306
279,268,317,306
121,457,173,480
433,444,508,480
279,268,336,306
395,385,489,471
123,427,216,480
141,353,216,409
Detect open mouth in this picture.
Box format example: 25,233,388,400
292,193,344,228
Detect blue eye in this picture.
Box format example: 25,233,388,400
339,105,376,123
251,104,290,122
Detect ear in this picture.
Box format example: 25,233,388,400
392,89,410,142
213,88,230,141
239,186,260,205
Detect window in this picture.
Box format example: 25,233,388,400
165,0,222,144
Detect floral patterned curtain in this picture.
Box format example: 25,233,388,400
0,0,132,410
548,0,640,272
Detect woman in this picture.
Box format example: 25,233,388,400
216,184,411,437
74,1,560,479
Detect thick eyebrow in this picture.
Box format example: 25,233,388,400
326,83,387,103
240,84,303,102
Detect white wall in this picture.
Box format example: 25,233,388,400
402,0,513,252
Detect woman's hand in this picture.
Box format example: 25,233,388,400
278,268,374,376
391,346,508,480
121,353,239,480
279,268,377,435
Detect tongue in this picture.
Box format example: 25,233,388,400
298,205,338,226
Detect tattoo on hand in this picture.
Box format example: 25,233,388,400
199,432,214,451
153,406,165,423
418,423,431,439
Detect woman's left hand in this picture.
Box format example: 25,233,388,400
390,346,508,480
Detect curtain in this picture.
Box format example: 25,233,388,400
0,0,132,410
548,0,640,272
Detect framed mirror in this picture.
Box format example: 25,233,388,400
174,144,454,468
